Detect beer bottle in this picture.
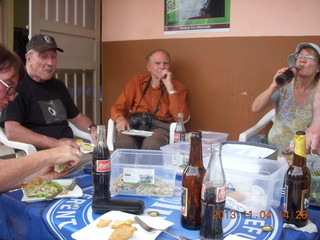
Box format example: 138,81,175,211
181,132,206,230
174,112,186,143
283,131,311,227
92,125,111,211
200,142,226,240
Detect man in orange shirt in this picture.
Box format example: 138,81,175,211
110,49,189,150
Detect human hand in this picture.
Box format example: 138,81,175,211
160,69,175,93
35,165,70,181
115,116,131,132
47,145,82,166
273,67,295,88
56,139,80,149
90,126,97,145
306,125,320,155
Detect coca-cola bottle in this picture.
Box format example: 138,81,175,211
181,132,206,230
200,142,226,240
174,113,186,143
92,125,111,211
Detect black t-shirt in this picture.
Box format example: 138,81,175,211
0,74,80,139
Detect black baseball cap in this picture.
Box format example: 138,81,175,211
26,34,64,52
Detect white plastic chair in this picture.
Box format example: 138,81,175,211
68,121,93,143
107,115,190,151
0,121,93,156
238,108,275,142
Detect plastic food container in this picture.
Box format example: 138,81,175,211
186,131,229,145
307,155,320,208
110,149,178,197
222,141,278,160
222,153,287,215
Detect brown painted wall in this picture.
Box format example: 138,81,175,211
102,36,320,140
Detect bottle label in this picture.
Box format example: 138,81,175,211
284,183,288,212
300,188,310,212
123,168,155,185
181,186,188,216
201,184,226,202
96,159,111,172
174,132,186,142
217,186,227,202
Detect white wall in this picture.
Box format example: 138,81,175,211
102,0,320,42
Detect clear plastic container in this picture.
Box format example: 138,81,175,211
110,149,178,197
222,153,287,215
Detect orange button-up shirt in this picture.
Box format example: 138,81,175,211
110,74,189,122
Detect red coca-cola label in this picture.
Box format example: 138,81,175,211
174,133,180,142
217,186,227,202
96,159,111,172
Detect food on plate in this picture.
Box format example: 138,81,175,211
75,138,94,152
111,174,174,196
111,219,135,229
75,139,84,146
96,219,112,228
81,142,94,151
108,223,137,240
54,164,66,173
20,178,68,198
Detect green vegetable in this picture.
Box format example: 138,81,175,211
314,170,320,176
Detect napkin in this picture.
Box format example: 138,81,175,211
283,220,318,233
71,210,174,240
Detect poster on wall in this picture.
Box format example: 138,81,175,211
164,0,230,34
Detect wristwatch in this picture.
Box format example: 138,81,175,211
88,124,97,133
168,90,177,95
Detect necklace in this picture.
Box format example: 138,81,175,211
294,83,315,97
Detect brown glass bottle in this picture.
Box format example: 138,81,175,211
283,131,311,227
181,132,206,230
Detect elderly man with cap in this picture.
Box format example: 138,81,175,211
0,34,97,149
0,43,82,193
252,42,320,156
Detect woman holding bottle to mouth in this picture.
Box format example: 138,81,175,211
252,43,320,156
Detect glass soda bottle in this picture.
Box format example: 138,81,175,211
283,131,311,227
174,112,186,143
200,142,226,240
181,132,206,230
92,125,111,211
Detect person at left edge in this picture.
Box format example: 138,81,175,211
0,34,97,149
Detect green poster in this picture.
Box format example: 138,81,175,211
165,0,230,34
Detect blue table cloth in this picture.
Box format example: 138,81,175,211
0,172,319,240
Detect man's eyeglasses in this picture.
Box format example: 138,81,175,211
0,79,16,96
295,54,316,61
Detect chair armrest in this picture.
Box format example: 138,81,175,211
169,122,177,144
0,128,37,155
68,121,93,143
107,119,116,151
238,109,275,142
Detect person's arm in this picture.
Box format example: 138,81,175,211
0,145,82,193
68,113,97,144
252,68,287,112
306,81,320,154
4,121,79,149
110,78,137,133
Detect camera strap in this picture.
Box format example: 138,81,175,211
132,77,165,116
